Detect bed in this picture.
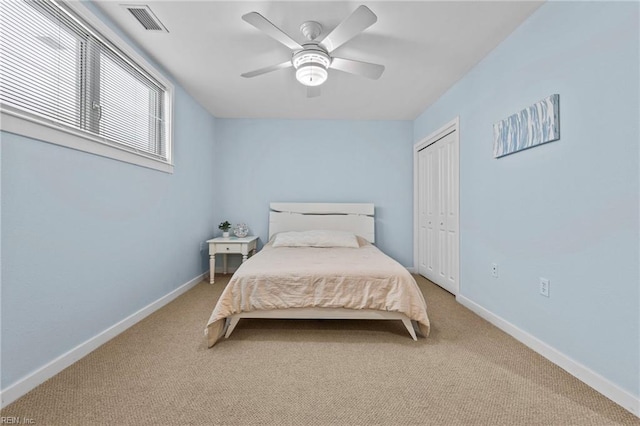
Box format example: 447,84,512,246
205,203,430,347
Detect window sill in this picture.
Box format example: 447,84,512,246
0,107,174,174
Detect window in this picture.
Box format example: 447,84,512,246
0,0,173,172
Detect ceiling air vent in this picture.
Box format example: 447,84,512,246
122,5,168,32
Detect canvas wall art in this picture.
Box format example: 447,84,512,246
493,94,560,158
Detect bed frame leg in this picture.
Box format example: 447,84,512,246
401,318,418,341
225,317,240,338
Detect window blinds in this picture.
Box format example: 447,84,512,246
0,0,168,162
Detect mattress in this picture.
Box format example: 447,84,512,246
205,238,430,347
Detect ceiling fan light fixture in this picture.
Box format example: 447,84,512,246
295,62,328,87
292,49,331,69
241,6,384,93
292,48,331,87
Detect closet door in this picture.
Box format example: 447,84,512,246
436,133,458,292
418,147,437,278
417,130,458,295
418,149,428,276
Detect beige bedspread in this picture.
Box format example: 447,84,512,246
205,239,430,347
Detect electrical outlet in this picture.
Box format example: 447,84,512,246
491,263,499,278
539,277,550,297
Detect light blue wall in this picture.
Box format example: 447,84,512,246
214,119,414,266
414,2,639,397
0,6,217,390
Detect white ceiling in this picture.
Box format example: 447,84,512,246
92,1,543,120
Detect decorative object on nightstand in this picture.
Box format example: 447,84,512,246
218,220,231,238
206,236,258,284
234,223,249,238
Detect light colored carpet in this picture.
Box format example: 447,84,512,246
2,275,638,425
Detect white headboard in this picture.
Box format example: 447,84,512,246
269,203,375,243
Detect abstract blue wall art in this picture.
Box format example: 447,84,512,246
493,94,560,158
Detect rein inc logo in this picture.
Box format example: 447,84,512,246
0,418,35,424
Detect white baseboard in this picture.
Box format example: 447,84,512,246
406,267,417,274
0,272,206,408
457,294,640,417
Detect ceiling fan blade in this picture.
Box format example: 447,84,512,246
330,57,385,80
241,61,292,78
307,86,321,98
319,5,377,53
242,12,303,51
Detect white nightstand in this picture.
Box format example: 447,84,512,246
207,236,258,284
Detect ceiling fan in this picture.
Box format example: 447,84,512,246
240,5,385,97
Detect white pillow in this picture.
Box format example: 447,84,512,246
272,230,360,248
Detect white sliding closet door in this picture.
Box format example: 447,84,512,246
416,126,459,295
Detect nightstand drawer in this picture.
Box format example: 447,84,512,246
215,244,243,254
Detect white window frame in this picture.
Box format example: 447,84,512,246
0,0,174,173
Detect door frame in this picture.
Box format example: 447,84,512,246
413,116,460,295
